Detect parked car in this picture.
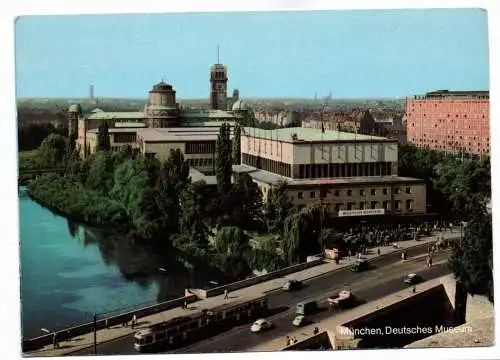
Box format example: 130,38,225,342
351,260,369,272
282,279,303,291
404,273,423,285
250,318,273,333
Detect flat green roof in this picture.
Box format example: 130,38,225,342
242,127,389,142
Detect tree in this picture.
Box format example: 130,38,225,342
232,123,241,165
264,181,293,236
212,226,249,256
176,181,213,256
281,204,325,265
38,133,68,166
448,208,493,325
85,152,123,195
215,123,232,195
97,121,111,152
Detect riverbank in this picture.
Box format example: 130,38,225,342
26,174,131,232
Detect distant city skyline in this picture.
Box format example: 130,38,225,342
15,9,489,99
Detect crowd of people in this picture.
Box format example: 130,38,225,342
332,219,457,255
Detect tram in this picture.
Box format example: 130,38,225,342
134,296,268,353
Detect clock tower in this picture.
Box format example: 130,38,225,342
210,45,228,110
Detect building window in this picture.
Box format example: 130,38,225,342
394,188,400,195
298,192,303,199
347,189,352,196
347,203,354,210
310,191,316,199
320,190,327,199
335,203,342,212
383,188,388,195
406,199,413,210
406,187,411,194
334,190,340,197
383,201,389,211
359,202,365,210
394,200,401,211
359,189,365,196
371,201,378,209
370,189,376,195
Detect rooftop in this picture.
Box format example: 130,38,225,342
88,128,140,133
189,168,217,185
242,127,389,143
86,111,145,120
233,165,423,186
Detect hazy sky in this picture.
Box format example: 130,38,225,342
14,8,489,99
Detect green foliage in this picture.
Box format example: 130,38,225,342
264,181,293,235
213,226,249,256
215,123,232,195
85,152,124,194
177,181,213,253
28,174,129,227
449,209,493,303
97,121,111,152
399,144,491,218
232,123,241,165
281,204,326,264
37,133,69,167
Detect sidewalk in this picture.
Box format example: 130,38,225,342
25,228,459,357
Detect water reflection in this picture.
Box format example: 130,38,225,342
67,220,231,305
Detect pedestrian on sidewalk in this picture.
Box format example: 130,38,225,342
313,327,319,335
183,300,188,309
377,248,380,256
132,314,137,329
286,336,290,346
224,289,229,300
412,285,416,293
105,319,109,329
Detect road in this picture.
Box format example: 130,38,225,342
70,245,450,356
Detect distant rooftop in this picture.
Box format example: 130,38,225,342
414,90,489,100
242,127,389,143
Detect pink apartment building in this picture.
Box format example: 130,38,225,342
405,90,490,155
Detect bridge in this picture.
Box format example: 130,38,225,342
18,167,66,176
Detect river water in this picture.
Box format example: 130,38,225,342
19,191,228,339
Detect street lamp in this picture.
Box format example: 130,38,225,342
93,312,97,355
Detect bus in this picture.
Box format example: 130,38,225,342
134,296,268,353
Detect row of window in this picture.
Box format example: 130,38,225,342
186,158,214,167
332,199,414,212
113,133,137,143
185,141,216,154
242,153,292,178
298,162,393,179
297,186,412,199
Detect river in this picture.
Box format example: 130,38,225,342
19,190,228,339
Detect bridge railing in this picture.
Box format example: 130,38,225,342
22,294,197,352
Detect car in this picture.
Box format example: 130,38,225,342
351,260,369,272
404,273,423,285
282,279,303,291
292,315,306,327
250,318,273,333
